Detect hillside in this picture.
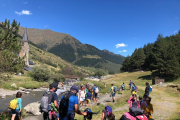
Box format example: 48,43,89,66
28,43,94,76
18,27,124,73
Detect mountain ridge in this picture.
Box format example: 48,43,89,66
18,26,125,73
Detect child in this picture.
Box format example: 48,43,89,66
142,97,153,119
101,106,115,120
127,94,140,108
85,89,93,106
11,92,22,120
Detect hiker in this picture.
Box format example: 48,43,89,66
142,96,153,119
101,106,115,120
127,94,140,108
110,84,116,103
144,82,150,97
11,92,22,120
129,80,133,90
59,86,87,120
121,82,125,94
140,95,147,108
85,89,93,106
131,83,136,93
42,83,59,120
93,84,99,103
79,86,86,106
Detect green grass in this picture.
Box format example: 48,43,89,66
0,74,48,90
75,71,180,120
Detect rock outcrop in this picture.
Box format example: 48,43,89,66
24,102,41,116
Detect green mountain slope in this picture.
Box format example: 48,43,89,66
18,27,124,73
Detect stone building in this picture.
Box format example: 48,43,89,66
19,28,29,66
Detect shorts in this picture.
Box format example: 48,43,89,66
11,109,21,116
112,93,116,97
56,112,59,118
80,97,85,101
93,93,98,98
86,99,91,104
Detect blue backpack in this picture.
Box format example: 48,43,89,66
113,86,117,92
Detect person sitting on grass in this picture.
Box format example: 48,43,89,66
142,96,153,119
127,94,140,108
101,106,115,120
85,89,93,106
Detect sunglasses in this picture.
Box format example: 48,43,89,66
132,94,136,96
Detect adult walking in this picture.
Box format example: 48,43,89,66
129,80,133,90
43,83,59,120
59,86,87,120
93,84,99,103
144,82,150,97
11,92,22,120
110,84,116,103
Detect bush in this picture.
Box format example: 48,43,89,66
51,74,65,82
29,66,52,82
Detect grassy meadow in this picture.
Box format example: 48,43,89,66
75,71,180,120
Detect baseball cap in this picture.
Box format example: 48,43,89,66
70,86,79,92
49,83,58,89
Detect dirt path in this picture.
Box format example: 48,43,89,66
138,86,178,120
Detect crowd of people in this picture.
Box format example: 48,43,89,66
9,81,153,120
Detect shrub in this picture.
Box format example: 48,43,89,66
29,65,52,82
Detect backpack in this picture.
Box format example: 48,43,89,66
40,91,54,112
113,86,117,92
149,86,152,92
95,87,99,93
129,107,143,117
122,84,125,89
9,98,17,109
120,112,148,120
103,106,112,119
135,86,138,91
59,92,73,118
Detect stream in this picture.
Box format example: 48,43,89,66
0,81,78,113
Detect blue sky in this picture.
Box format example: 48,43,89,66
0,0,180,57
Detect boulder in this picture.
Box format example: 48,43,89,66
19,87,26,91
24,102,41,116
25,92,30,94
11,83,17,88
87,82,94,87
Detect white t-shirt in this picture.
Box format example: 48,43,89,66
79,90,86,98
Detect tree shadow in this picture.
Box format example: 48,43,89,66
138,75,152,80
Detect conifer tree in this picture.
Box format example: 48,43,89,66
0,19,24,73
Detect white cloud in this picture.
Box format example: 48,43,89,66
118,50,127,52
44,25,49,28
133,37,136,40
23,2,28,4
3,4,5,6
174,30,178,33
39,6,41,9
175,17,178,19
15,10,32,15
115,43,127,48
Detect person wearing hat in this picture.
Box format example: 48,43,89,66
59,86,87,120
43,83,59,120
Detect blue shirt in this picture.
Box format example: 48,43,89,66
59,92,79,120
132,85,136,91
93,87,98,94
86,92,92,99
16,98,22,110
